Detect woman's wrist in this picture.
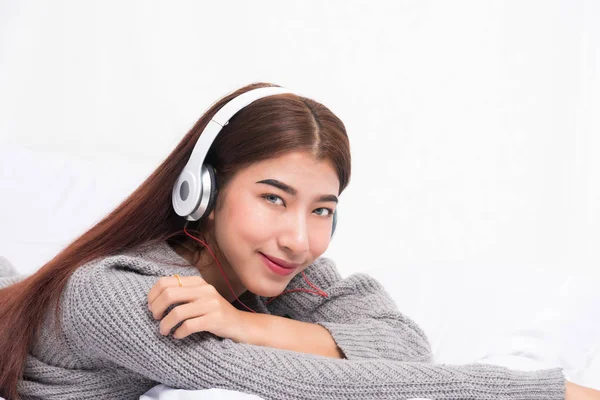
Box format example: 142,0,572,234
234,310,263,345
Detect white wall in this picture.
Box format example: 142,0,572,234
1,0,599,364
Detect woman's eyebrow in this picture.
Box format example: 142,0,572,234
256,179,338,203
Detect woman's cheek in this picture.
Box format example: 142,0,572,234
309,231,330,258
235,202,275,240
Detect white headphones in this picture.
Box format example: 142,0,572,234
171,86,337,236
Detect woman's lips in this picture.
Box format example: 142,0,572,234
259,253,298,276
259,253,301,269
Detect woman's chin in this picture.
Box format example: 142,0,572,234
246,280,290,298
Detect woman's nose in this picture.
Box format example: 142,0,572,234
278,215,309,255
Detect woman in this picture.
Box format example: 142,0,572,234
0,82,597,400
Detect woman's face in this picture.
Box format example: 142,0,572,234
208,151,340,297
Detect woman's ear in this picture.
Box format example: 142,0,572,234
208,209,215,221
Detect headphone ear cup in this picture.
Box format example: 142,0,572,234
203,164,219,218
331,209,337,238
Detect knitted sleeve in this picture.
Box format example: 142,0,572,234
261,257,433,362
65,258,566,400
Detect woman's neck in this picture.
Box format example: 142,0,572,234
169,241,247,303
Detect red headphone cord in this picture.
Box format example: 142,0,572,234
165,222,328,314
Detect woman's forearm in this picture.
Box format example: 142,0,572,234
237,311,346,359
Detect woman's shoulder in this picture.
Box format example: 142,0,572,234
67,241,201,300
61,241,202,341
283,256,341,291
289,256,386,296
303,256,339,277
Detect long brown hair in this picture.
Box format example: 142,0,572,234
0,82,351,399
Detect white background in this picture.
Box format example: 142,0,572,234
1,0,599,367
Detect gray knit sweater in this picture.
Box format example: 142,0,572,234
0,242,566,399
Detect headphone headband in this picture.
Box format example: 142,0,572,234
172,87,295,221
186,87,295,177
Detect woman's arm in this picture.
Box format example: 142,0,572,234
146,273,344,359
64,259,567,400
239,312,346,359
261,257,433,362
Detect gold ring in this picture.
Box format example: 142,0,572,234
173,274,183,287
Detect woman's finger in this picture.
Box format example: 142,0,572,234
159,301,205,336
147,275,205,305
149,286,203,320
147,276,181,305
173,316,207,339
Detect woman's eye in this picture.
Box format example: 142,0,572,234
262,194,284,206
314,207,334,217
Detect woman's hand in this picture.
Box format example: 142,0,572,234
147,275,246,342
566,381,600,400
